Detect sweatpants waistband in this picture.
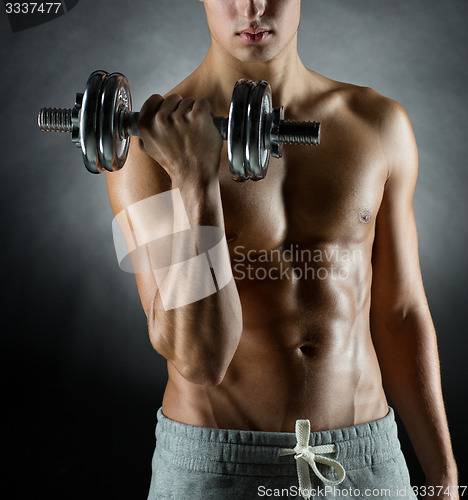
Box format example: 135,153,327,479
155,406,401,478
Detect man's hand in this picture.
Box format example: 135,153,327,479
137,94,223,186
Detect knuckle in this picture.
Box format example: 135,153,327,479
193,98,205,109
165,93,183,106
191,98,212,119
140,94,163,115
174,98,196,125
155,110,169,126
182,96,195,105
172,113,186,126
191,104,205,118
197,98,211,110
156,95,182,125
150,93,164,103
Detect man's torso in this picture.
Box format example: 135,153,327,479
161,70,390,432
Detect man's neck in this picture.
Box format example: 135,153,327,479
193,35,312,113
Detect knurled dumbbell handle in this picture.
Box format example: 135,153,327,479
121,111,228,141
277,120,320,145
121,111,319,145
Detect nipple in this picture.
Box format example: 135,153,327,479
359,209,373,224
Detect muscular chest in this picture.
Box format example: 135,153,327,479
219,122,388,250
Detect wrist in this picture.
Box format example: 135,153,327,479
425,462,458,484
170,157,220,189
173,171,219,192
173,174,223,228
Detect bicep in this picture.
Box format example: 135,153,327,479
106,136,171,215
106,136,171,316
371,100,424,324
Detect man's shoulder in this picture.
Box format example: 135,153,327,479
163,78,192,99
341,81,415,156
311,72,417,176
321,76,408,131
334,80,417,178
162,72,207,100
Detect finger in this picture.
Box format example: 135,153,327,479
190,97,213,117
157,94,184,123
138,94,164,134
173,97,196,121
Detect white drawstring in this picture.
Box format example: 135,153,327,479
280,419,346,499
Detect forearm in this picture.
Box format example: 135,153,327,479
372,306,457,482
149,177,242,386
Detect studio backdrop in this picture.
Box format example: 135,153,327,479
2,0,467,498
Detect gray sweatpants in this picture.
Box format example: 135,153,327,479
147,406,417,499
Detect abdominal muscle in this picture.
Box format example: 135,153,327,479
161,250,389,433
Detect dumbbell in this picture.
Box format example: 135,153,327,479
38,70,320,181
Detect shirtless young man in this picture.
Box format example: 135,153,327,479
106,1,458,498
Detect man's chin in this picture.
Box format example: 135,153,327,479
234,49,277,65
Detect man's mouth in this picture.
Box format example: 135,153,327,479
237,28,272,43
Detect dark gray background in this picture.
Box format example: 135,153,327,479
2,0,467,497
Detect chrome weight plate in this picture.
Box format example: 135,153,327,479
245,80,272,181
80,70,108,174
227,80,254,182
97,72,132,172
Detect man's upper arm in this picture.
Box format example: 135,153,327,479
106,136,172,316
370,97,426,329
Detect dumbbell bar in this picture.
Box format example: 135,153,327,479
38,70,320,181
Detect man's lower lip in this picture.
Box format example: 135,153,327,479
238,31,271,43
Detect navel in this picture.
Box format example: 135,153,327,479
227,233,238,244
